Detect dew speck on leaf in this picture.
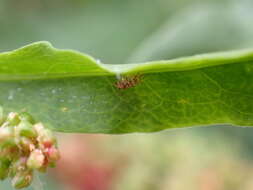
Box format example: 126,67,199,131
7,91,14,100
61,107,68,112
8,94,13,100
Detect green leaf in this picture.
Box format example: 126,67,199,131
0,42,253,134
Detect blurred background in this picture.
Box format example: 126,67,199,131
1,0,253,189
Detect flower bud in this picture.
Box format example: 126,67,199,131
0,127,12,141
45,147,60,162
6,112,20,127
37,164,47,173
0,147,19,161
0,107,4,126
37,127,56,149
12,170,33,189
19,112,35,125
17,121,37,138
48,162,56,168
20,137,35,152
10,157,27,177
0,158,11,180
27,149,45,169
34,123,44,133
0,127,15,147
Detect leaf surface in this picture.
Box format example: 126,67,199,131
0,42,253,133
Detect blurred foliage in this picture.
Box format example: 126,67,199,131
1,0,253,189
0,0,231,64
55,131,253,190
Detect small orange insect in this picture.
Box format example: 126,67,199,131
115,75,143,89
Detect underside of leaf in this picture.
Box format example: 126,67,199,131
0,42,253,134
